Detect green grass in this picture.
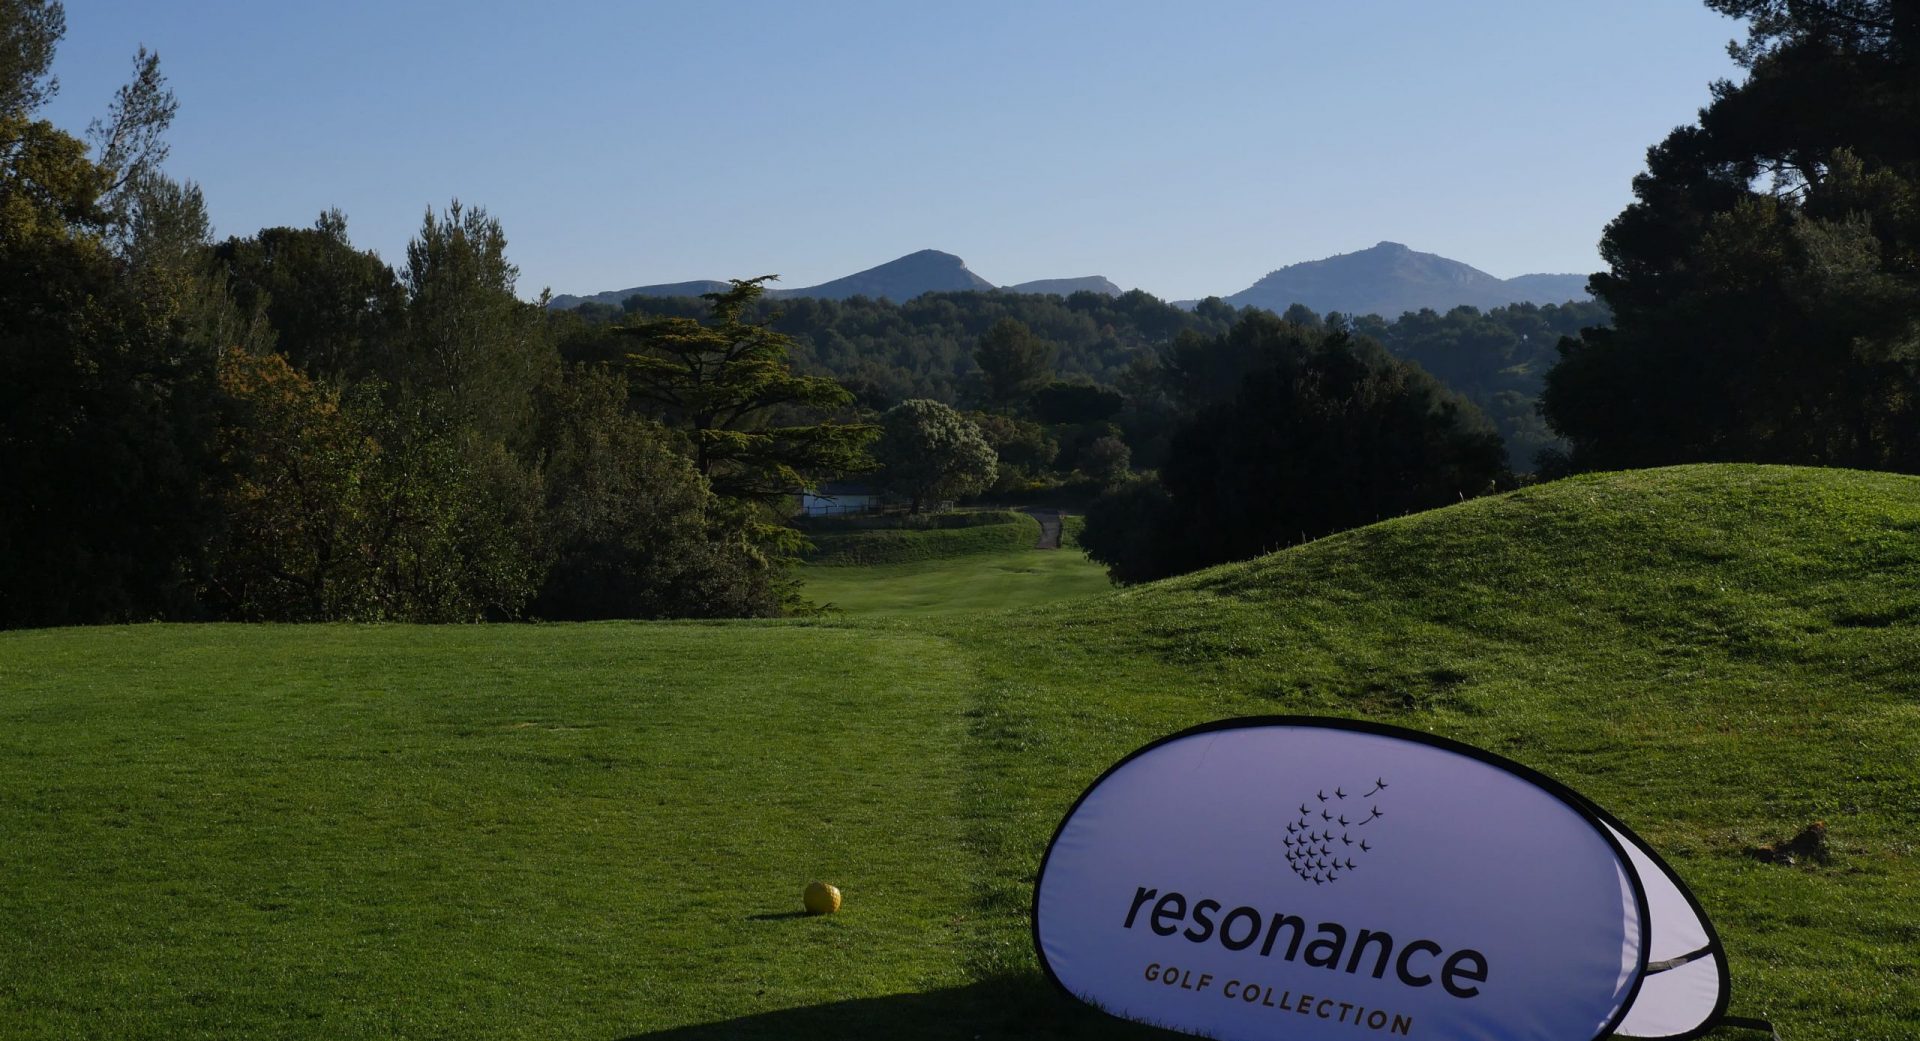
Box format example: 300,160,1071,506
801,511,1041,566
802,547,1112,617
796,509,1031,532
946,465,1920,1038
0,624,979,1039
4,465,1919,1039
801,510,1109,617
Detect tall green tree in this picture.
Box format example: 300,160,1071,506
617,276,872,504
1081,313,1507,583
1543,0,1920,472
0,21,251,627
973,316,1055,407
400,200,555,446
872,399,998,513
89,45,175,244
0,0,61,116
214,210,405,380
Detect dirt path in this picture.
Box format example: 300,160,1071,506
1024,509,1063,550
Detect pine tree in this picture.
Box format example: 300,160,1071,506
617,277,873,505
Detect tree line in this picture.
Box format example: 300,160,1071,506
1546,0,1920,473
1,4,872,628
577,286,1606,473
1080,312,1510,583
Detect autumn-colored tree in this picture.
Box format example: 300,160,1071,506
209,350,538,621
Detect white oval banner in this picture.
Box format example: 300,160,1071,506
1033,718,1649,1041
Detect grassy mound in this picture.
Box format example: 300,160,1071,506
950,464,1920,1038
2,465,1915,1040
802,511,1041,566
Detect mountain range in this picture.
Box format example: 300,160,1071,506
547,250,1107,310
548,243,1590,317
1219,242,1589,317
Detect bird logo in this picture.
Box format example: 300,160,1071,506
1285,778,1388,884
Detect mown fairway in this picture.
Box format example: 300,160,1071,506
801,511,1111,617
0,624,982,1039
4,466,1918,1040
803,549,1112,617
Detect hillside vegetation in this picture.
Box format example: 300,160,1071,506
3,465,1916,1040
577,290,1603,472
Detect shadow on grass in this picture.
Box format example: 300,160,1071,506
616,975,1181,1041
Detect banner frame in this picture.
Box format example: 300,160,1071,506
1031,715,1654,1041
1580,798,1734,1041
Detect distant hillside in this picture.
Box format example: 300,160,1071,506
548,279,730,311
773,249,994,302
1225,241,1591,318
1501,272,1591,301
1001,276,1121,297
588,286,1239,405
582,278,1602,471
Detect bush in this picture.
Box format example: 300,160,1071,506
532,367,787,619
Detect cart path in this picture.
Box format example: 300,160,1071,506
1024,509,1063,550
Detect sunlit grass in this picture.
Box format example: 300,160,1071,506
3,465,1917,1040
0,623,977,1040
803,549,1111,617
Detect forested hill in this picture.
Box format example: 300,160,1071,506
1350,301,1607,468
561,289,1609,470
564,289,1239,401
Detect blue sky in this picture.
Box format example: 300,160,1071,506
44,1,1744,301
